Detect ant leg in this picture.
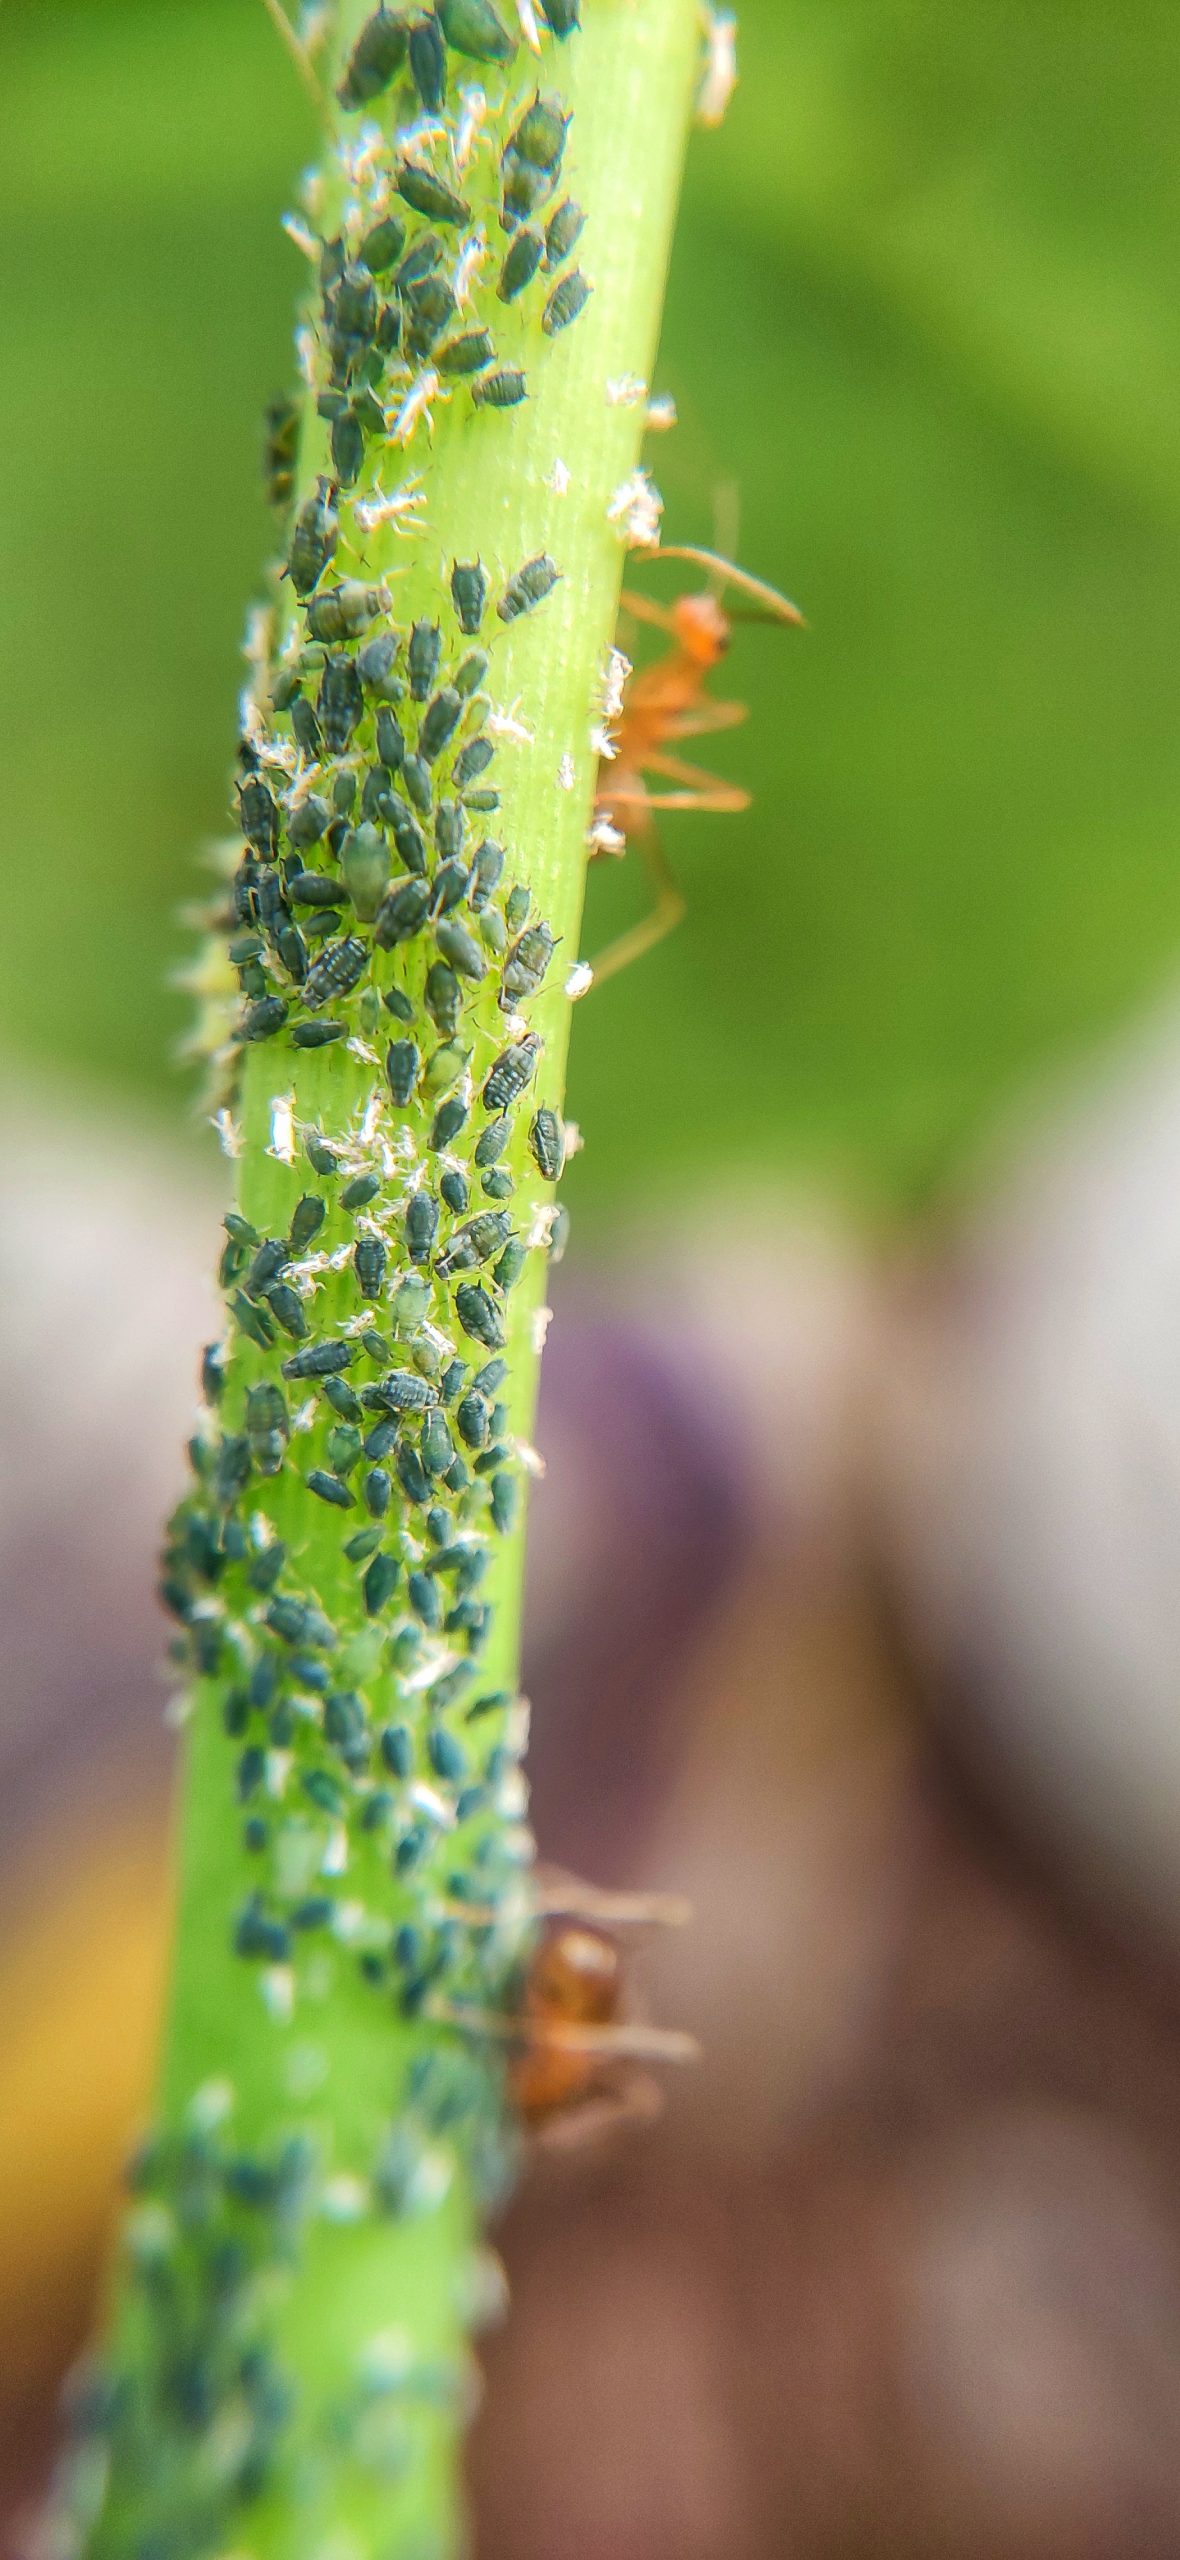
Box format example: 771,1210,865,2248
429,2000,699,2066
582,821,687,989
636,749,751,812
258,0,326,104
533,1865,691,1930
617,588,681,636
663,698,750,744
532,2070,666,2152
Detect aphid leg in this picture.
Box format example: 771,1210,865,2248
257,0,327,106
581,815,685,988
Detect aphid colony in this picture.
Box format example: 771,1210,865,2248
62,15,688,2552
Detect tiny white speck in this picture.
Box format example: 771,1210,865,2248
557,753,576,790
697,6,739,127
281,211,319,261
564,959,594,1000
545,457,572,495
189,2078,235,2131
212,1108,241,1159
163,1691,194,1731
285,2043,328,2099
607,468,664,550
516,1441,546,1480
590,722,616,760
563,1118,584,1157
266,1750,293,1799
602,647,632,720
646,391,678,432
410,1782,456,1829
261,1966,295,2023
321,2175,370,2224
605,373,647,407
269,1093,296,1164
321,1824,349,1877
588,812,626,856
532,1307,553,1355
515,0,542,50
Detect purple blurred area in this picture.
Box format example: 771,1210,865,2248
10,1037,1180,2555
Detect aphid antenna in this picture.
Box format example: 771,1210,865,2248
257,0,327,109
647,544,806,627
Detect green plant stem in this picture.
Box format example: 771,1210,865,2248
63,7,700,2558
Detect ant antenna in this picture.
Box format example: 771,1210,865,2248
647,544,805,628
258,0,326,109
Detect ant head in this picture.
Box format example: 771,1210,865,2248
673,589,731,666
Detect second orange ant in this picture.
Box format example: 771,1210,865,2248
589,544,803,986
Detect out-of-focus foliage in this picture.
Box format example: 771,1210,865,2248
2,0,1179,1217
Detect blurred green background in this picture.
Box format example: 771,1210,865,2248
2,0,1179,1223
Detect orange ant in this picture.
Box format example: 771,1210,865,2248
434,1869,697,2149
589,545,804,987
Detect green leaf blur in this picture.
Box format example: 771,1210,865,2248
4,0,1179,1217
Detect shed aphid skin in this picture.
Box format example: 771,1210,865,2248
69,5,707,2554
696,3,739,128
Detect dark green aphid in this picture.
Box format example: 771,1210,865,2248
265,1282,309,1339
248,1541,286,1594
408,621,442,704
502,919,556,1004
453,736,494,791
307,1469,355,1510
239,774,280,857
225,1209,258,1247
375,876,431,949
398,1443,432,1506
361,212,407,274
317,654,364,753
330,406,366,489
431,1095,468,1150
363,1465,392,1518
419,687,463,765
434,803,466,864
201,1343,226,1406
290,695,322,763
303,1768,346,1817
276,922,309,982
288,870,345,908
437,1209,512,1275
436,0,516,60
362,766,396,826
544,197,585,266
483,1034,540,1112
510,91,569,171
231,1290,275,1349
292,1895,335,1932
228,930,264,964
409,10,447,107
395,160,471,227
215,1433,252,1505
455,1283,505,1350
381,1722,413,1777
455,650,490,701
493,1238,527,1293
358,631,401,695
385,1038,419,1104
376,707,405,772
440,1168,469,1215
543,268,592,336
389,798,428,874
363,1553,400,1616
325,1689,368,1762
428,1725,467,1782
287,477,338,597
434,916,485,980
306,1135,342,1176
355,1235,387,1299
401,753,433,816
548,1204,570,1264
421,1409,454,1478
331,260,379,343
304,934,368,1010
406,1190,440,1265
490,1470,517,1534
506,883,531,931
364,1368,437,1413
242,995,288,1042
263,395,299,512
342,822,391,921
396,228,446,290
529,1105,563,1179
384,986,415,1024
498,552,560,623
341,1171,381,1211
450,560,488,636
469,839,504,908
281,1340,355,1381
473,1114,510,1166
290,1195,326,1253
471,366,527,410
498,228,544,302
292,1019,346,1049
537,0,578,26
245,1236,289,1297
432,859,470,918
405,273,458,355
306,580,389,644
338,6,411,107
327,1424,363,1475
324,1378,363,1423
479,907,508,958
425,962,462,1037
288,792,331,850
235,1899,290,1964
333,768,358,818
408,1570,442,1629
344,1524,382,1562
436,329,495,376
237,959,269,1000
